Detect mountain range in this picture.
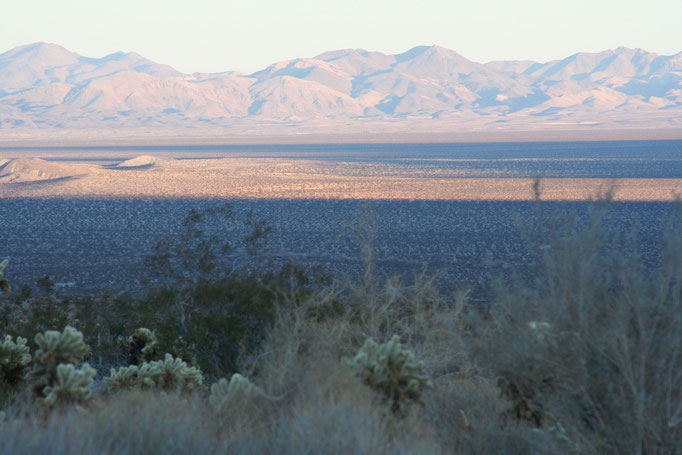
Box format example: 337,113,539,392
1,42,681,140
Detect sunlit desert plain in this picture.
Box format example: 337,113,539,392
2,151,680,200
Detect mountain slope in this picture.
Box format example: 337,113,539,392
0,42,680,134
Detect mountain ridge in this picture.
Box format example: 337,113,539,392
0,42,680,136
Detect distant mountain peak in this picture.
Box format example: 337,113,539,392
106,51,144,60
0,41,78,62
394,45,432,62
9,41,70,53
0,42,680,133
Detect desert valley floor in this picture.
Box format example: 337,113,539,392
2,141,681,294
1,150,681,201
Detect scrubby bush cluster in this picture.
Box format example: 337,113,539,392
0,335,30,386
0,199,680,454
120,327,161,365
0,258,9,294
0,335,31,406
477,202,682,454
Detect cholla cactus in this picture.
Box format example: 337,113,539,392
103,365,139,390
121,328,161,365
343,335,434,416
104,365,141,391
42,363,96,407
30,327,88,380
104,354,203,393
29,326,91,401
141,354,203,391
0,335,31,386
528,321,553,344
209,374,264,410
0,258,9,294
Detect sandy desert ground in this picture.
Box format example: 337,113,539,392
1,154,680,201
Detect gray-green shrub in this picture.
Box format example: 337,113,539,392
478,202,682,454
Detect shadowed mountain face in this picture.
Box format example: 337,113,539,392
0,42,680,131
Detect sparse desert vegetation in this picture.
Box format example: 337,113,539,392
1,196,680,454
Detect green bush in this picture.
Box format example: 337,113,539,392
36,275,55,296
136,206,319,378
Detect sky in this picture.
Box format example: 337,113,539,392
3,0,682,74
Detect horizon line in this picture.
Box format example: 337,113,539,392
3,41,681,76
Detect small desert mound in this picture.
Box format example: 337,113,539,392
0,158,95,184
113,155,164,169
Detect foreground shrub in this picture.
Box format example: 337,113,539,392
478,202,682,454
0,385,441,455
137,205,317,378
423,375,565,454
0,391,216,455
344,334,434,416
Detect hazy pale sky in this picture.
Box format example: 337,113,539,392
3,0,681,73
